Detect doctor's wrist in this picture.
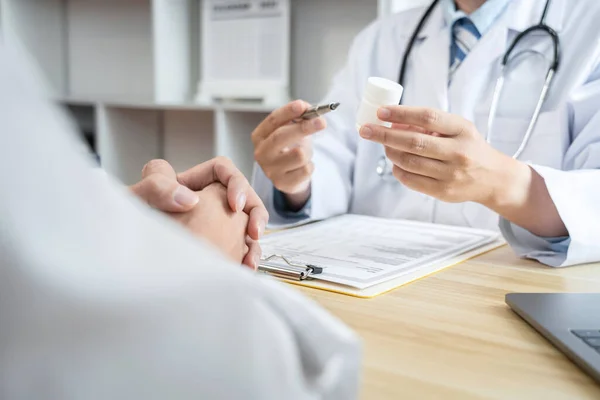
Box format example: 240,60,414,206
484,157,532,215
282,184,311,212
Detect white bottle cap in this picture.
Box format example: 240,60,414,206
364,77,404,105
356,77,404,130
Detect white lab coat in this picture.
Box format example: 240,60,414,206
0,45,360,399
253,0,600,267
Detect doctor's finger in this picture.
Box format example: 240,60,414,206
392,165,443,198
251,100,311,143
378,106,468,137
360,124,452,160
390,123,428,134
385,147,449,180
264,117,325,152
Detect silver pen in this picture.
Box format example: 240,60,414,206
298,102,340,120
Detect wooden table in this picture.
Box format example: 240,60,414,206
297,245,600,399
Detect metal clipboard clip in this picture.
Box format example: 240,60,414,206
258,254,323,281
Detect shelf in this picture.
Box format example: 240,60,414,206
60,97,278,113
216,110,271,179
65,103,97,154
58,97,97,107
1,0,67,96
216,102,278,113
162,110,215,174
97,106,162,185
9,0,394,184
67,0,193,103
98,100,214,112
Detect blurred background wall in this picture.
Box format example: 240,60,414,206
0,0,428,183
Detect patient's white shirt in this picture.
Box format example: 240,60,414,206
0,44,360,400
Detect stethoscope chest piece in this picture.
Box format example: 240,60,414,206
376,155,398,181
376,156,387,177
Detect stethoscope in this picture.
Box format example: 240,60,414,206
377,0,560,179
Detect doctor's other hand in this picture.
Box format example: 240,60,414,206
359,105,531,210
252,100,327,210
131,158,268,242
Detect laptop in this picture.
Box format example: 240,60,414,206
506,293,600,384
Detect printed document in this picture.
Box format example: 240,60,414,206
261,215,500,289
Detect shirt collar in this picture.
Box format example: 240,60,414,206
415,0,565,42
441,0,512,36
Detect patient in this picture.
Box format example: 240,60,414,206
0,44,359,398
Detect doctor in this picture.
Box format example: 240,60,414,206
252,0,600,267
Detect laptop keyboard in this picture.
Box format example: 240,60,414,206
571,330,600,354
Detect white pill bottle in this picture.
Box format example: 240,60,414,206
355,77,404,131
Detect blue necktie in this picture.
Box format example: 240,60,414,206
450,17,481,80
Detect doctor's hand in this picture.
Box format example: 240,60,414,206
359,105,531,209
252,100,327,210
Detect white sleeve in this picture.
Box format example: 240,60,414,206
500,60,600,267
253,21,379,224
0,45,360,399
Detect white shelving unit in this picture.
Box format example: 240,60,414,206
1,0,423,184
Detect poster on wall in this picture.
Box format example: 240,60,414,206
379,0,429,16
196,0,291,106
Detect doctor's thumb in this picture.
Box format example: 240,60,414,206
130,174,199,213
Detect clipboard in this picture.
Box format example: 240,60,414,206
258,254,323,281
258,215,506,299
259,238,506,298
